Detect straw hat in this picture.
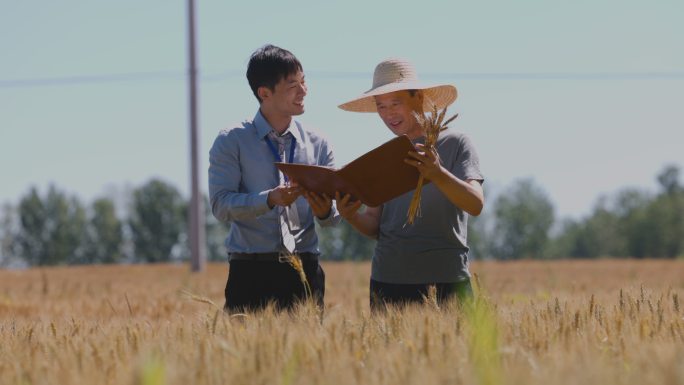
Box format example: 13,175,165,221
338,58,457,113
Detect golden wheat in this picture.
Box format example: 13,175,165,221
278,253,312,299
406,102,458,224
0,260,683,385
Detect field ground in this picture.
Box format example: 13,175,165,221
1,259,683,385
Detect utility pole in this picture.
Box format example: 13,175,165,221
187,0,206,272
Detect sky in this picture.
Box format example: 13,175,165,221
1,0,683,220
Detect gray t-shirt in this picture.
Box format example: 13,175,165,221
372,130,484,284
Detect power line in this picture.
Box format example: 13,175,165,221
0,71,183,88
1,70,683,89
425,71,684,81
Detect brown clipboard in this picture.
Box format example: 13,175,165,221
275,135,423,207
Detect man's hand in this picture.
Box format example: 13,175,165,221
303,191,332,219
267,185,302,208
335,192,362,221
406,143,485,216
335,192,381,239
405,143,445,181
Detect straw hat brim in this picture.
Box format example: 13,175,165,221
338,82,457,113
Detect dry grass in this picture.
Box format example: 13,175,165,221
1,259,683,385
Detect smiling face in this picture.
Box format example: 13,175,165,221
374,90,424,139
259,70,307,120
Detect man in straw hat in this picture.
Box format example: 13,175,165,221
209,44,339,313
337,58,484,310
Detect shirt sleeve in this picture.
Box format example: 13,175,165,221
208,131,272,222
452,134,484,183
315,137,341,227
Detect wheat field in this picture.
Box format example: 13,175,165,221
1,259,683,385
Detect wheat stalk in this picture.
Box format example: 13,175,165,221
279,253,312,299
179,289,222,311
421,285,441,311
406,101,458,225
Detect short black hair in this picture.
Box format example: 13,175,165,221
246,44,303,103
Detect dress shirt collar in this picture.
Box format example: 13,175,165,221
254,110,303,143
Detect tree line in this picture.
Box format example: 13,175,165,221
468,164,684,260
0,164,682,267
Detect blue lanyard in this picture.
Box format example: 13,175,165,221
264,134,296,181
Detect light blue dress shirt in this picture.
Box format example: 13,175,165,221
209,110,340,255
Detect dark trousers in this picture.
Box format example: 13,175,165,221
224,259,325,313
370,278,473,311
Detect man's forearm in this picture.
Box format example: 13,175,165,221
431,167,484,216
210,190,272,222
346,212,380,239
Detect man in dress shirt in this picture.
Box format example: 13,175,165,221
209,44,339,312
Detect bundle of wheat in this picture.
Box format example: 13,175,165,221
406,102,458,224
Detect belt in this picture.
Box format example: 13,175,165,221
229,252,320,262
